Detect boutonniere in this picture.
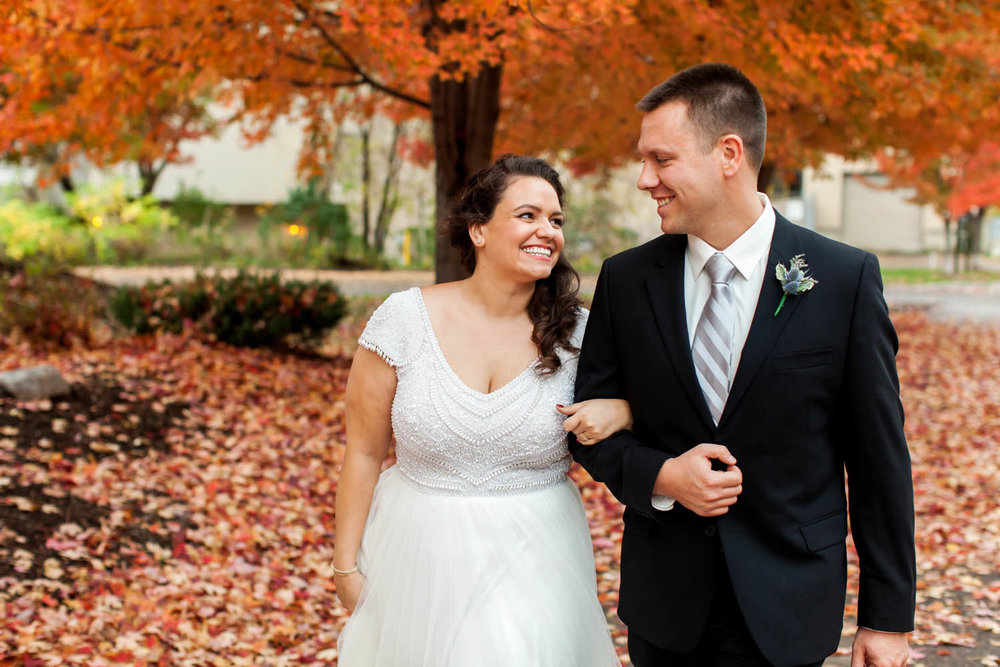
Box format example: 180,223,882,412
773,254,818,317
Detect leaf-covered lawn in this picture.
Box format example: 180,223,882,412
1,310,997,664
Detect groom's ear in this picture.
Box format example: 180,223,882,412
718,134,745,177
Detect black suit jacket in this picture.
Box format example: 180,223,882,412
571,215,916,666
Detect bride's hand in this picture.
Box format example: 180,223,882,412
335,570,366,612
557,399,633,445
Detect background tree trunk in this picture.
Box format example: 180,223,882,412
373,123,404,255
361,126,372,251
138,159,166,196
431,63,503,284
756,161,776,194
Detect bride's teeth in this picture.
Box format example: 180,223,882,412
523,247,551,257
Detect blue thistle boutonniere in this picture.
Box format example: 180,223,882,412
773,254,818,317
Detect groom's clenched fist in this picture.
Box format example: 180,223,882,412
653,444,743,516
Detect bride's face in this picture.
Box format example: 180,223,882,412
471,176,565,283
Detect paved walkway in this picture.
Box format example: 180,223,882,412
76,266,1000,323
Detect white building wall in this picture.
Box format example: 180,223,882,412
153,116,307,204
803,155,947,252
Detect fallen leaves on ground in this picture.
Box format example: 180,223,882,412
0,310,997,664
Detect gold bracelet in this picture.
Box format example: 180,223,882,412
332,562,359,576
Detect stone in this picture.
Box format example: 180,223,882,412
0,364,71,400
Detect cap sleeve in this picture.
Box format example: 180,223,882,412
357,288,424,368
570,307,590,349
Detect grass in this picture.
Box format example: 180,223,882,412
880,267,999,284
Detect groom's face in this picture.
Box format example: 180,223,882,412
636,100,725,239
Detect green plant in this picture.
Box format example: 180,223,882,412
564,195,638,273
169,184,232,229
399,225,436,269
0,200,89,265
258,180,353,266
67,181,177,264
110,271,348,349
109,279,210,334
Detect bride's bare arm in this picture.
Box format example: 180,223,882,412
557,399,633,445
334,347,396,611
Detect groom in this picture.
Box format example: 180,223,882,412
570,63,916,666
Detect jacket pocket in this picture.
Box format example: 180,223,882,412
799,510,847,552
773,347,834,371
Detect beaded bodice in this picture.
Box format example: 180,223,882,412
358,288,585,496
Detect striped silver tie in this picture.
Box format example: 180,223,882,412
693,252,737,425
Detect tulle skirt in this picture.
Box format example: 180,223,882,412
337,466,620,666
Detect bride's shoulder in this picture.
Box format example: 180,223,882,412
358,287,426,367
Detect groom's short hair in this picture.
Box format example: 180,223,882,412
637,63,767,173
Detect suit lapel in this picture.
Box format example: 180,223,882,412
720,215,802,425
644,235,716,428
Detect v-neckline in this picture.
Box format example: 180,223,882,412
413,288,540,397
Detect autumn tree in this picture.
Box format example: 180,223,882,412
878,142,1000,272
869,2,1000,272
4,1,1000,278
0,5,218,195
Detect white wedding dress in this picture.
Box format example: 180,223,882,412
337,287,619,666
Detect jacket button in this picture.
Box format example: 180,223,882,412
704,525,717,537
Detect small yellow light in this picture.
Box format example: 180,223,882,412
91,215,103,228
288,224,303,237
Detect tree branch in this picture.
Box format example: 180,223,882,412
289,0,430,109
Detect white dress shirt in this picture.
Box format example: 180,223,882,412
652,194,776,511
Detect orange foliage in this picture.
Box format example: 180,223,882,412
2,1,999,186
879,142,1000,220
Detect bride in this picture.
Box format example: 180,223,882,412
334,155,626,666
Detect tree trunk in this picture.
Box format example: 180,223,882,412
58,175,75,193
361,126,372,251
954,212,968,274
756,161,776,194
431,63,503,284
373,123,404,255
138,159,165,196
966,207,985,271
942,214,953,274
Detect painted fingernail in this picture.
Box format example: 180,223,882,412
555,404,564,408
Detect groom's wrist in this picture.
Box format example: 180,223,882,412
652,457,677,497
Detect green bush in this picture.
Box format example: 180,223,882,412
0,200,89,265
108,278,210,335
67,181,177,264
0,263,108,347
169,184,232,229
163,186,237,265
258,179,353,267
110,271,348,349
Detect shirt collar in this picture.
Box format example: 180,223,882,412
687,193,776,281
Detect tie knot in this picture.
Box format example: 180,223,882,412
705,252,736,285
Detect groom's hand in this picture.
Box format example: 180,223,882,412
851,628,909,667
653,444,742,516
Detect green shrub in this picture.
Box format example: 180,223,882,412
0,200,89,265
67,181,177,264
0,263,108,347
169,184,232,229
108,278,210,335
258,180,354,267
110,271,347,349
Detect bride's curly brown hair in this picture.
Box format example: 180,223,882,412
445,154,582,375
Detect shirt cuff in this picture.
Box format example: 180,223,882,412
859,627,904,634
651,494,675,511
